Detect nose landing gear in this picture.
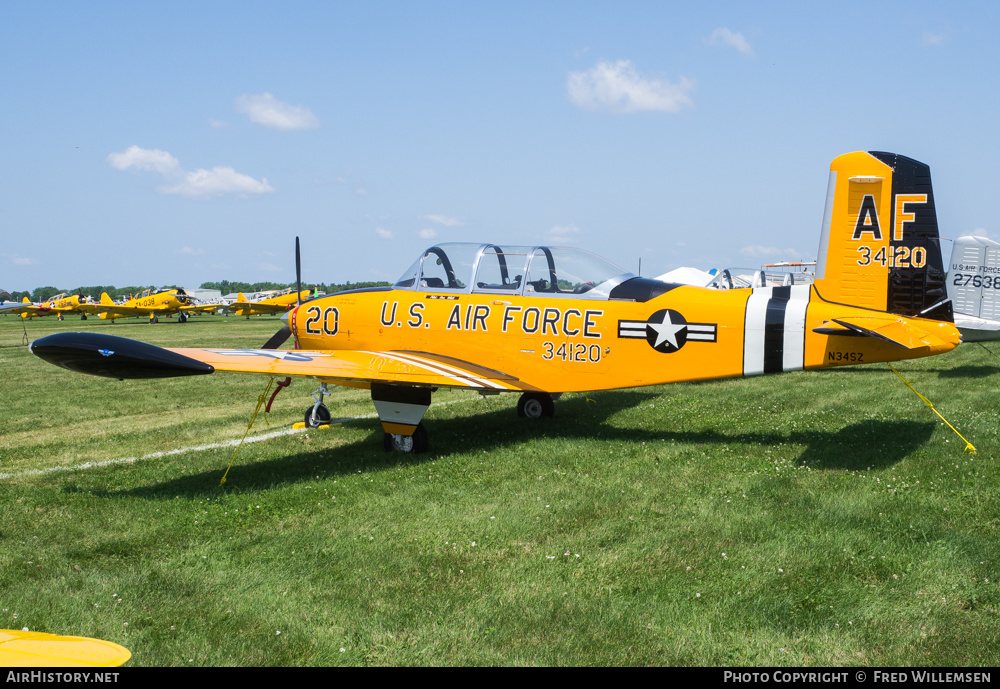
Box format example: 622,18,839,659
304,382,332,427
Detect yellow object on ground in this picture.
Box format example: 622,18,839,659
0,629,131,667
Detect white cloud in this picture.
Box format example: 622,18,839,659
208,118,230,129
707,27,754,56
739,245,801,259
9,255,39,266
176,246,206,256
107,146,274,199
922,31,946,46
160,167,275,199
106,145,179,175
375,227,393,240
235,93,320,130
547,224,581,241
567,60,694,114
423,214,463,227
256,262,282,272
419,228,438,239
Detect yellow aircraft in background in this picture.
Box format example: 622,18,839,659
227,287,314,319
31,152,959,454
18,293,96,320
93,288,210,323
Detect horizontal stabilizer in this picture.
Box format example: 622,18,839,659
30,332,215,379
814,316,946,349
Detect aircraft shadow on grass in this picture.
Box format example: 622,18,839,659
88,389,936,500
933,364,1000,379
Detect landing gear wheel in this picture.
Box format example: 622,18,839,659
304,404,331,427
80,314,88,320
179,312,188,323
517,392,555,419
150,315,159,324
383,423,429,454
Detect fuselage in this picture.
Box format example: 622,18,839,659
291,280,959,394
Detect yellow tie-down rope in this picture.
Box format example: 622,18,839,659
220,377,276,486
887,363,976,455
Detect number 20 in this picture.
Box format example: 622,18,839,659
304,306,339,336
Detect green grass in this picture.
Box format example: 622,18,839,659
1,312,998,665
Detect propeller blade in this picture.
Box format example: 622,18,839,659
262,325,292,350
296,236,302,306
264,238,301,350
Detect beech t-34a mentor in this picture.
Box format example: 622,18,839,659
30,151,959,453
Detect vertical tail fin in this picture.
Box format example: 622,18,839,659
949,235,1000,326
813,151,951,322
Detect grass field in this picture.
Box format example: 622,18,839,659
1,312,998,666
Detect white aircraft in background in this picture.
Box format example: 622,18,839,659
946,235,1000,342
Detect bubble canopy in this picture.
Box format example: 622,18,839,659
393,243,636,300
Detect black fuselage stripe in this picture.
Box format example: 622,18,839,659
763,286,791,373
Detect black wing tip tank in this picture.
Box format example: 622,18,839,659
29,332,214,379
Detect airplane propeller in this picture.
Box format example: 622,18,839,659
262,236,300,350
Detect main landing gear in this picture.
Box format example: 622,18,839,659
298,384,561,454
383,423,429,453
517,392,556,419
373,383,431,454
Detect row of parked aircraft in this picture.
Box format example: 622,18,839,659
0,287,315,323
27,151,996,454
655,234,1000,344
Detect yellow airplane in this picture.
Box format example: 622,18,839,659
227,287,314,319
93,288,211,323
30,152,959,453
17,293,96,320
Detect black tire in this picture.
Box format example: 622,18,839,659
80,314,87,320
179,312,188,323
517,392,555,419
383,423,429,453
304,404,332,428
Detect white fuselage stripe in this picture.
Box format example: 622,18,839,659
743,286,811,375
743,290,771,376
782,285,811,371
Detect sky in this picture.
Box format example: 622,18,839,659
2,1,999,292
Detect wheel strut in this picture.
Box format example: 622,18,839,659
304,382,332,427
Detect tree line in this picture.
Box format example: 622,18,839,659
4,280,391,303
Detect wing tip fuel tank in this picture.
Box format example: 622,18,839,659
30,332,214,379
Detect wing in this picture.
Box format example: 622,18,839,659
0,629,131,667
171,347,535,390
0,302,42,316
227,303,288,316
180,303,222,314
91,304,149,317
29,332,539,391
